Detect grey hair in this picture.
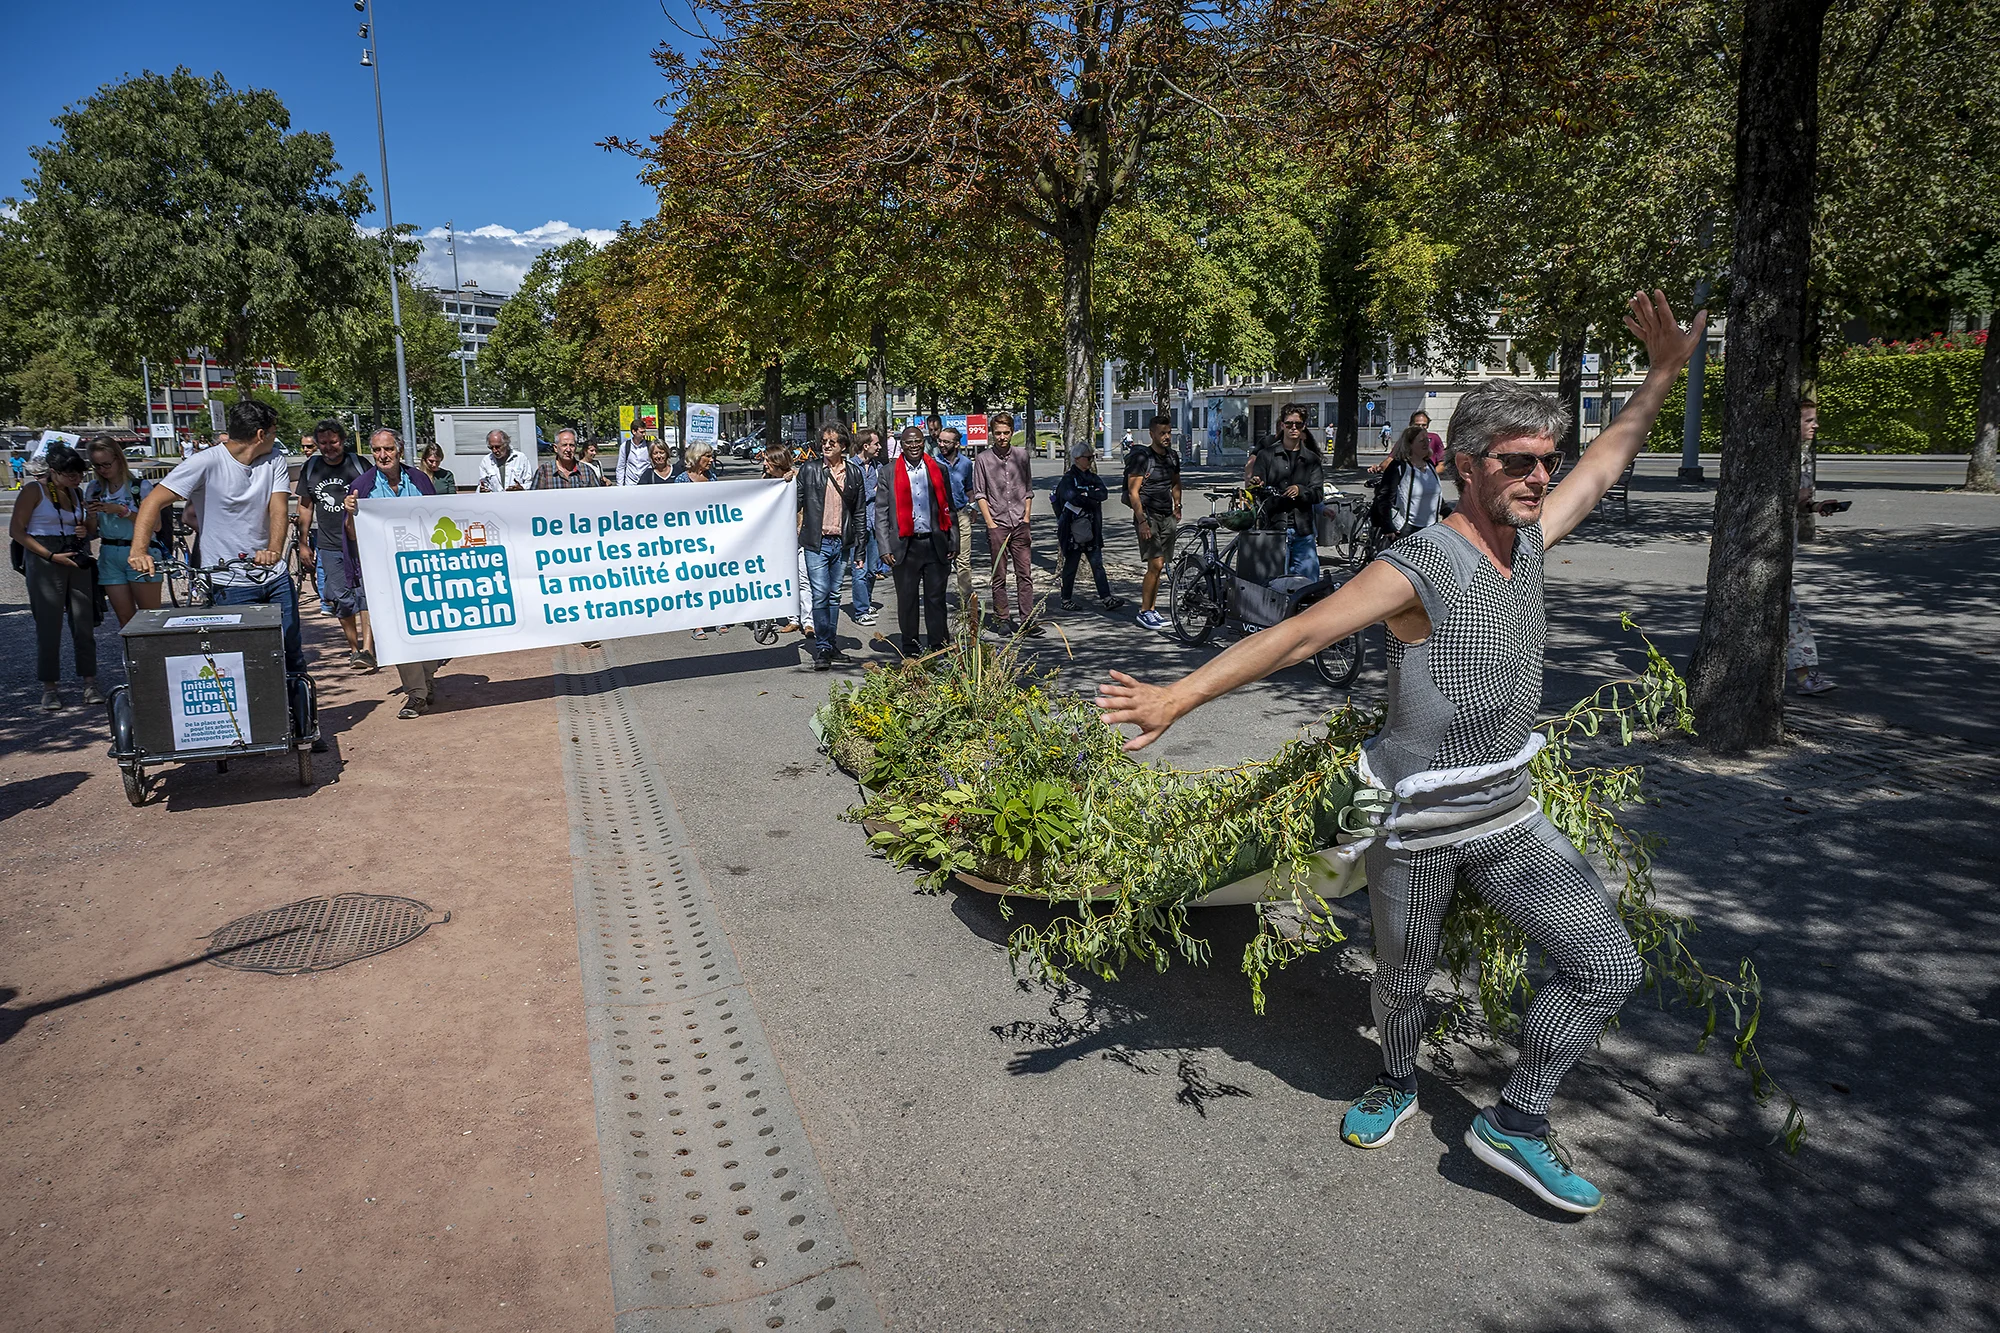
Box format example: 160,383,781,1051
689,443,717,464
1444,381,1570,474
486,428,511,446
1070,440,1095,460
369,426,402,448
554,427,579,443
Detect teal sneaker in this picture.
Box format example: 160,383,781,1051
1464,1112,1605,1214
1340,1081,1419,1149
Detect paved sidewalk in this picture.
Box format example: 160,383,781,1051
586,461,1999,1331
0,569,613,1332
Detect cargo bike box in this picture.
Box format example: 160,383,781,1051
105,603,320,806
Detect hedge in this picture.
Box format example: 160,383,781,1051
1644,341,1985,454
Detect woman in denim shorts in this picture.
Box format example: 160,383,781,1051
84,440,163,626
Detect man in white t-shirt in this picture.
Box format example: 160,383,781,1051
478,429,533,492
129,399,305,679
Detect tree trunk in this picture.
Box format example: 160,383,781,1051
1556,330,1587,460
1333,327,1361,469
1688,0,1829,752
672,374,689,470
1059,214,1099,453
1966,317,1998,491
1024,368,1038,460
763,357,784,458
867,322,889,444
1154,364,1171,421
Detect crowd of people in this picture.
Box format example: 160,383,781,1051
11,379,1843,714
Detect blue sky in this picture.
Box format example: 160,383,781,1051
5,1,696,292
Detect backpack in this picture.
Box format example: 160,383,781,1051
1368,461,1407,534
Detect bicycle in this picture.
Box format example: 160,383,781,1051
159,505,199,607
1323,476,1396,571
158,554,288,609
1168,501,1364,688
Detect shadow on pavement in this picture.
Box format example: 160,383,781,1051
0,770,88,820
0,922,312,1046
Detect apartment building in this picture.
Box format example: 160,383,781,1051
425,281,507,361
1110,324,1725,462
148,351,304,445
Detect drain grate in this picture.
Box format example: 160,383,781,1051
204,894,448,974
557,646,883,1333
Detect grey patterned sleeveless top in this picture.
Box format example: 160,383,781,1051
1363,523,1547,789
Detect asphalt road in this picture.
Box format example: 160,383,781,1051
591,457,1999,1331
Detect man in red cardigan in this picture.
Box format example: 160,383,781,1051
875,425,958,657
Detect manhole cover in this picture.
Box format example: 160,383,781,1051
204,894,448,975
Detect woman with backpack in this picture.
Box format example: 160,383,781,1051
84,440,164,626
9,443,100,709
1051,442,1125,613
1371,425,1442,542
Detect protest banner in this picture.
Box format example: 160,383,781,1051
687,403,720,448
351,477,799,667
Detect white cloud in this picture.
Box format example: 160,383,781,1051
410,221,616,296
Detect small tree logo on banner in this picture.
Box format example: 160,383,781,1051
183,662,238,716
396,513,518,635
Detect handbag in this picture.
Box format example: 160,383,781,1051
1069,511,1096,549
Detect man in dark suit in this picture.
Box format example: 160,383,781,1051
875,424,958,657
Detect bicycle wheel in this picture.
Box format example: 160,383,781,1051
1313,631,1364,688
1169,554,1222,645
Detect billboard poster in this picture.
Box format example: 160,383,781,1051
686,403,721,447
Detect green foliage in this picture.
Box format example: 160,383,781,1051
11,351,82,427
293,260,461,434
821,618,1803,1150
1818,347,1985,453
16,68,377,386
1647,346,1986,454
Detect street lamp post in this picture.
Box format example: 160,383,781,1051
447,219,470,406
357,0,417,460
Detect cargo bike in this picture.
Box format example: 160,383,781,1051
105,557,322,807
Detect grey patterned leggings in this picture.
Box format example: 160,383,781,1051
1364,812,1642,1115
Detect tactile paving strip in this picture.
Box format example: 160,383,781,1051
557,646,882,1333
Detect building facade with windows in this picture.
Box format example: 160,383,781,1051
425,281,508,361
147,351,305,446
1110,321,1726,464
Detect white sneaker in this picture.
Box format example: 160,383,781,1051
1136,609,1168,631
40,686,61,711
1794,670,1837,696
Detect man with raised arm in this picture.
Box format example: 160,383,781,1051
1098,291,1705,1216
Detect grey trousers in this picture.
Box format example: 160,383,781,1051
1363,811,1642,1116
397,660,438,703
26,549,96,682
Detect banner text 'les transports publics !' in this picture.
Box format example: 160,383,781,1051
351,478,799,667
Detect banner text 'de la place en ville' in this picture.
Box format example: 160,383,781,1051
350,478,800,667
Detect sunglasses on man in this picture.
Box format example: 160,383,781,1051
1484,450,1566,480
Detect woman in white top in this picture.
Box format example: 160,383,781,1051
1389,425,1442,534
9,443,100,709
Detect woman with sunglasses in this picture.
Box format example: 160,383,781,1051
9,443,100,709
1101,291,1702,1218
83,439,164,626
1247,407,1324,580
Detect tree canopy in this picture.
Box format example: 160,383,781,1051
16,68,379,392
